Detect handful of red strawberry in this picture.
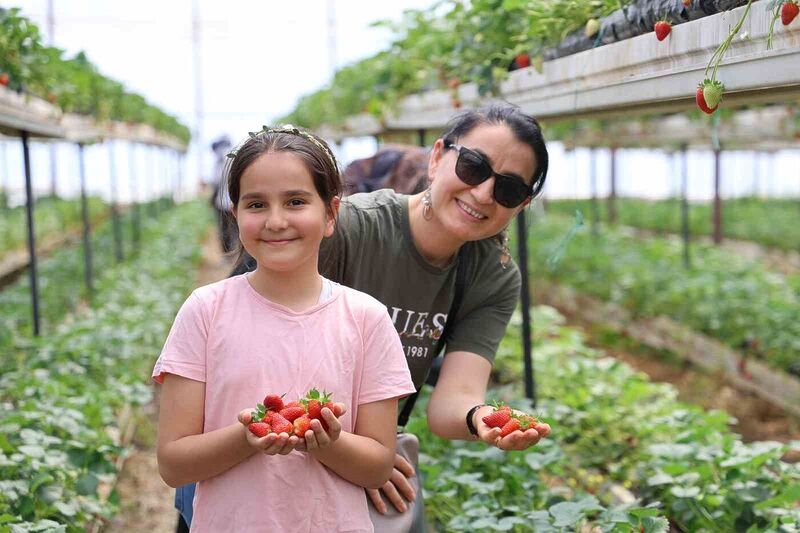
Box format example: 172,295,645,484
248,388,339,438
481,403,549,438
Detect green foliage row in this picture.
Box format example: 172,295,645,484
0,201,209,532
522,212,800,375
545,197,800,252
280,0,630,128
409,306,799,531
0,196,107,259
0,8,190,144
0,198,174,346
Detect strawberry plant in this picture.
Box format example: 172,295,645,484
522,211,800,375
0,8,190,143
544,197,800,253
0,196,106,258
486,306,800,531
282,0,635,128
0,201,210,530
0,198,169,344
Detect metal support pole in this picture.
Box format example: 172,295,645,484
751,151,759,197
0,141,8,209
149,145,158,218
176,150,183,204
77,143,94,301
516,210,535,404
680,144,690,269
109,141,123,262
712,147,722,245
417,129,426,148
21,131,41,336
129,143,141,250
608,147,617,224
590,148,599,236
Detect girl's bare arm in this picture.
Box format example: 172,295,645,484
156,374,260,487
309,398,399,489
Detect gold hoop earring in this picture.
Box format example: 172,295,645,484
422,188,433,221
499,231,511,268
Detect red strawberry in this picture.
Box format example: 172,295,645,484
482,407,512,428
268,412,294,435
263,394,285,412
446,78,461,90
514,53,531,69
306,400,322,420
499,418,521,438
285,400,303,409
279,406,306,422
0,73,9,87
301,389,331,421
293,415,312,437
654,21,671,41
248,422,271,438
782,1,799,25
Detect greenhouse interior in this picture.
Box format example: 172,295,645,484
1,1,799,532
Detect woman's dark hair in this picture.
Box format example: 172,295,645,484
224,127,342,263
441,105,549,199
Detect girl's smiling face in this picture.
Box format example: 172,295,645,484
234,151,335,273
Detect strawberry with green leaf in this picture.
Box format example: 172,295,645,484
301,388,333,421
482,404,512,428
696,79,724,114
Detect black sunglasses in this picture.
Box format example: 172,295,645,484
444,140,533,208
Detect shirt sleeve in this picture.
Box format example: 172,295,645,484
319,199,358,284
444,257,521,362
358,305,417,405
152,292,208,384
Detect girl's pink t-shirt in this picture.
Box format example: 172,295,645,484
152,275,416,533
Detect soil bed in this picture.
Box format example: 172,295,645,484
544,295,800,461
105,224,231,533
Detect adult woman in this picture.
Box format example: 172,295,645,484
174,104,550,532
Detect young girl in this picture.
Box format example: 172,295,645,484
153,125,416,532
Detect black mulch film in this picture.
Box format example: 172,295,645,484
544,0,751,60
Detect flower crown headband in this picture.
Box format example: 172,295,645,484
226,124,337,169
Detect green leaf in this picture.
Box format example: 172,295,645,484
670,486,701,498
647,473,674,486
640,516,671,533
754,483,800,510
54,500,79,517
75,472,99,496
549,502,585,528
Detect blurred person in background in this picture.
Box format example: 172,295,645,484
343,144,430,195
208,136,237,255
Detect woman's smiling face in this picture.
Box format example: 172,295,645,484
427,123,537,242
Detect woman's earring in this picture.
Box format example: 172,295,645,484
499,231,511,268
422,188,433,221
